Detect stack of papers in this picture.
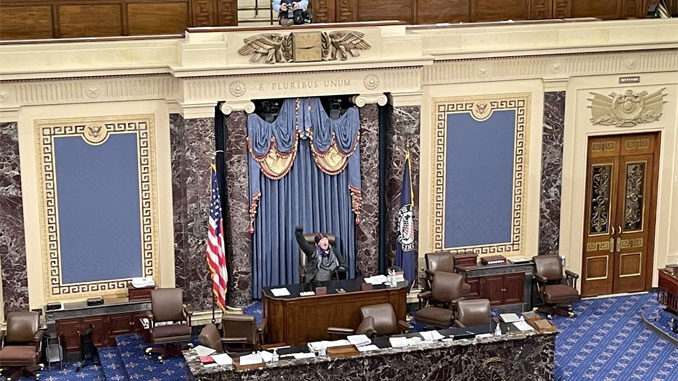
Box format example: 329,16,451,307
239,353,264,366
299,291,315,296
364,275,387,285
513,320,535,332
500,313,520,323
308,340,351,352
293,353,316,359
211,353,233,366
419,330,445,341
271,288,290,297
357,345,380,352
347,334,372,347
389,336,422,348
194,345,216,357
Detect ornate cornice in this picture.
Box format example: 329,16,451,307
423,49,678,85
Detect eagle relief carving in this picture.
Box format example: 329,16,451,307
238,30,370,64
588,88,667,127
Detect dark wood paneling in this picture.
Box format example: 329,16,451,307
312,0,337,23
0,6,52,40
471,0,531,21
570,0,621,19
128,2,188,35
56,318,81,352
216,0,238,26
337,0,358,22
464,277,481,298
417,0,469,24
58,4,122,38
191,0,215,26
481,275,504,305
503,273,525,304
531,0,553,19
81,315,108,348
357,0,412,23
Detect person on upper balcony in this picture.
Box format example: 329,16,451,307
273,0,308,26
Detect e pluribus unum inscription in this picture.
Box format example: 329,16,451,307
258,79,352,92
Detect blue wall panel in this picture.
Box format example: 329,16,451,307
54,133,143,284
444,110,516,248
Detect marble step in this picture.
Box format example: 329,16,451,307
99,347,130,381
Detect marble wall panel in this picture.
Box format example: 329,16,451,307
539,91,566,255
171,116,215,311
170,114,189,293
356,104,380,277
0,122,28,315
386,106,421,271
223,111,252,307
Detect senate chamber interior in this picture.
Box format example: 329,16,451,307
0,1,677,380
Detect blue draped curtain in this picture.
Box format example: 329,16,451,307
248,98,361,299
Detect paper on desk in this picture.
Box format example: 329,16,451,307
513,321,535,332
194,345,216,357
364,275,387,285
419,330,445,341
239,353,264,366
271,288,291,297
357,345,380,352
203,363,219,368
212,353,232,366
500,313,520,323
389,337,409,348
347,334,371,347
259,351,273,363
325,339,351,348
293,353,316,359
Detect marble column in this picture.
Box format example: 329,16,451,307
223,111,252,307
170,115,215,311
386,106,421,269
0,122,29,314
356,105,380,277
538,91,566,255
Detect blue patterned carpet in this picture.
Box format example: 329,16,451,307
7,292,678,380
551,292,678,381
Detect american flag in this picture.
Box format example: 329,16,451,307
206,165,227,311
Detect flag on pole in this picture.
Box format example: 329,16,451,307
395,149,416,289
206,165,228,311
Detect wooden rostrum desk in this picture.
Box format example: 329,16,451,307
44,298,151,359
262,278,408,346
455,261,534,313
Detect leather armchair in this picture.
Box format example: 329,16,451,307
415,271,465,328
0,311,44,379
198,323,226,353
327,303,411,338
299,233,338,283
454,299,491,328
533,255,581,318
220,314,266,351
144,288,193,360
421,252,471,306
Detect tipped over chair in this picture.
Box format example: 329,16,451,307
145,288,193,361
0,311,44,379
220,314,266,351
328,303,411,338
198,323,226,353
533,255,581,318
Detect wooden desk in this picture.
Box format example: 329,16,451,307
658,267,678,314
456,261,534,313
262,279,407,346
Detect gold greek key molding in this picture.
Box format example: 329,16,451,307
34,115,159,301
586,241,611,252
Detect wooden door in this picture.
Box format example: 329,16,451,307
502,273,524,304
582,133,659,297
481,275,503,305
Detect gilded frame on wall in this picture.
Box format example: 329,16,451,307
430,94,530,256
34,114,159,301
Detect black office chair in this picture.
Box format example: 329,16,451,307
299,233,343,282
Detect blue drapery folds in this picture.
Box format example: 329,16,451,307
247,98,362,297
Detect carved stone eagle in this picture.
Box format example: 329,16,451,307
321,31,371,61
589,87,667,127
238,34,293,64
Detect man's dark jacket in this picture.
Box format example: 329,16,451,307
295,226,347,283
